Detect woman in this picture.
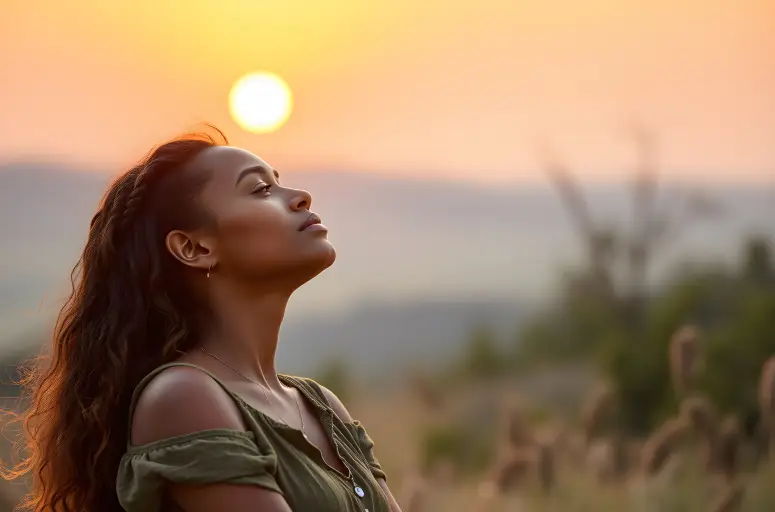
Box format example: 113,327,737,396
9,128,402,511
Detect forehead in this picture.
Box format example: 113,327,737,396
191,146,272,182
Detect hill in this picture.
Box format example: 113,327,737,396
1,162,772,375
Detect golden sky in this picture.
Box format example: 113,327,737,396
1,0,773,184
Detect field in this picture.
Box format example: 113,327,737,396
0,356,773,511
347,359,775,512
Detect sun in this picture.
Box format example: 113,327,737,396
229,72,293,134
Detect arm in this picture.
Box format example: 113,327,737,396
319,386,404,512
376,478,404,512
131,366,292,512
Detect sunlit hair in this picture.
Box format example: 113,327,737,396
2,125,228,511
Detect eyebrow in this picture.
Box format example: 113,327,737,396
235,165,281,186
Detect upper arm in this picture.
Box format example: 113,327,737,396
317,384,403,512
317,384,355,423
130,366,245,445
131,367,292,512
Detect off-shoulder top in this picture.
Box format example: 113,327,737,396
116,362,390,512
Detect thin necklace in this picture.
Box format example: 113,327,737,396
198,347,306,437
200,348,370,508
198,349,369,507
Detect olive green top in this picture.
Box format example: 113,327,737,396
116,362,390,512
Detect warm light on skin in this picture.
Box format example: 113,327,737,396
229,72,294,134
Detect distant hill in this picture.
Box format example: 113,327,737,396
1,162,773,374
1,296,530,386
277,296,531,379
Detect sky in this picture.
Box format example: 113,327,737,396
0,0,773,184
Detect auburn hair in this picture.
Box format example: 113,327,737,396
2,126,227,511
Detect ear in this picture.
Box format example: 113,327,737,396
165,229,216,272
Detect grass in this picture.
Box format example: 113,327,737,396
0,364,773,511
348,371,775,512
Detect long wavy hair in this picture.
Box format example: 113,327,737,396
3,127,227,511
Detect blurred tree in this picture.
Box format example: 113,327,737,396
517,268,624,363
516,183,773,433
513,124,773,434
458,323,504,380
605,240,775,434
538,122,722,332
699,241,775,434
742,236,774,285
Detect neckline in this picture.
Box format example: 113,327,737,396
235,375,329,430
237,375,354,481
129,362,353,480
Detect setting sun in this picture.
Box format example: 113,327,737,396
228,72,293,134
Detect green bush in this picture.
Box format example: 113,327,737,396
419,421,495,476
518,237,775,435
456,323,506,380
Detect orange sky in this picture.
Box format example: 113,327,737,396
1,0,773,184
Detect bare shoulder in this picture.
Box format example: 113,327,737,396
314,382,354,423
130,365,246,446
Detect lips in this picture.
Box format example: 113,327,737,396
299,212,323,231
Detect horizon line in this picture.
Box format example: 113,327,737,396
1,154,773,189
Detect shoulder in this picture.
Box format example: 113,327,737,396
290,376,354,423
319,384,354,422
130,365,247,446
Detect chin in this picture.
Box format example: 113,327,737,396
297,242,337,281
314,241,337,270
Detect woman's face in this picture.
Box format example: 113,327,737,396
176,145,335,287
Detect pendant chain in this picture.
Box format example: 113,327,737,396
198,347,305,435
198,347,368,507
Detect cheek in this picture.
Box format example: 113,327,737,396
216,204,295,268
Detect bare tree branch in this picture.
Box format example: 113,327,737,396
538,144,595,240
624,120,660,296
538,144,614,296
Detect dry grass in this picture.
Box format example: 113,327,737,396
0,351,772,511
365,458,775,512
348,352,775,512
351,387,775,511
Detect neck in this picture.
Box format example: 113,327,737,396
201,286,291,392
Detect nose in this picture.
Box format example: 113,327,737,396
289,187,312,211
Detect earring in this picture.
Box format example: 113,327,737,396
206,264,213,279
